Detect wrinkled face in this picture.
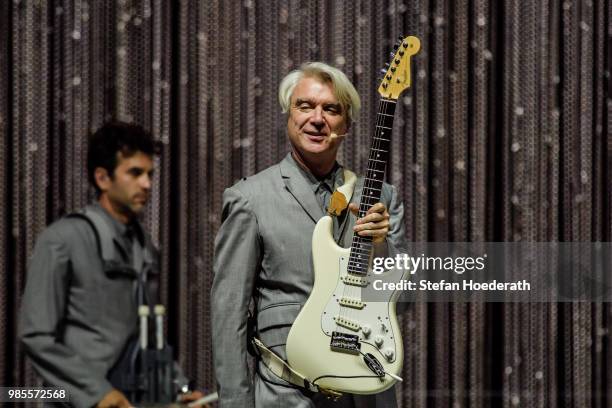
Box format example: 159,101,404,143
287,76,349,157
97,151,154,216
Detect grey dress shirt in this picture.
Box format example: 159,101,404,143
19,202,159,408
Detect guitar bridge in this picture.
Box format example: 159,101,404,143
330,331,361,355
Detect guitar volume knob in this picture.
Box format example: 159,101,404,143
384,348,395,360
374,336,384,347
362,325,371,337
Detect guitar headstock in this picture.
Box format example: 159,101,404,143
378,36,421,100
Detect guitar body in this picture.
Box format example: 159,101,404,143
286,216,405,394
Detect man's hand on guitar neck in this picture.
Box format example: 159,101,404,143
349,202,390,243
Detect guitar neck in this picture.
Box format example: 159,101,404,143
347,98,397,276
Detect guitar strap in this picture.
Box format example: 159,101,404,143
251,169,357,398
327,169,357,216
251,338,322,393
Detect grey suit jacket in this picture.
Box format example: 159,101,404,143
20,203,159,408
211,154,407,408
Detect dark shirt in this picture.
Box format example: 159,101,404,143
288,153,348,238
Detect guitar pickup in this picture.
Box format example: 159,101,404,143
341,275,368,287
330,331,361,355
339,297,366,309
334,316,361,331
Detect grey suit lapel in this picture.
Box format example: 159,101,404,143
279,155,325,223
350,177,365,206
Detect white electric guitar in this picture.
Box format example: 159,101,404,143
286,35,421,395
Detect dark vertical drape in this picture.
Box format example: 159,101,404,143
1,1,610,407
0,0,10,392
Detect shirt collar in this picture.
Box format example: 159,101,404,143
91,201,145,246
287,152,344,193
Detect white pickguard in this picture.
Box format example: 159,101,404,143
286,216,406,395
320,255,399,363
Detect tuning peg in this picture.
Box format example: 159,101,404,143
398,50,405,56
389,52,395,59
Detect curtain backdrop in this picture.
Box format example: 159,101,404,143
1,1,610,407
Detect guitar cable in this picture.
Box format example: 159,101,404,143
311,350,403,386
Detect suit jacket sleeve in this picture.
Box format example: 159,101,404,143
387,185,412,314
19,227,114,408
211,186,261,408
387,184,408,253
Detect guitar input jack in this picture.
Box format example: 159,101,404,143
361,352,403,382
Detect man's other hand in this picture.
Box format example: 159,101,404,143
350,202,390,243
179,390,211,407
96,389,132,408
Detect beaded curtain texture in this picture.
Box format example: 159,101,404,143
1,1,610,407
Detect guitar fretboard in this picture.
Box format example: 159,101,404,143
347,98,397,276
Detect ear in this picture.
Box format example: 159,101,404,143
94,167,112,192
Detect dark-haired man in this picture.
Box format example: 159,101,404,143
20,122,200,408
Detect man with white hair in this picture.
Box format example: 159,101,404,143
211,62,406,407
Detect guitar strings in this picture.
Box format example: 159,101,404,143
342,96,392,336
357,98,391,328
347,97,386,332
344,97,383,328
